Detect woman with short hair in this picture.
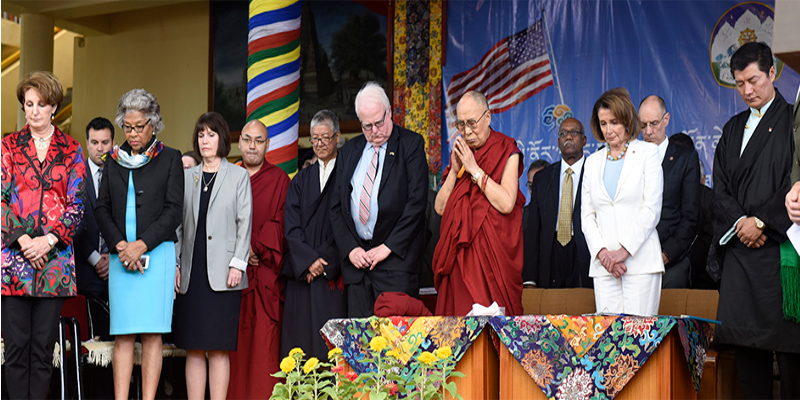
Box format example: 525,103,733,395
2,71,86,400
95,88,184,400
175,112,252,400
581,87,664,316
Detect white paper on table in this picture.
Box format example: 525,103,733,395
786,224,800,254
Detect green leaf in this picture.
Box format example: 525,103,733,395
369,390,388,400
449,371,466,378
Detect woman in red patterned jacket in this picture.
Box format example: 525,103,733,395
1,71,86,400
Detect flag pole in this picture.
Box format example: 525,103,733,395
542,8,565,105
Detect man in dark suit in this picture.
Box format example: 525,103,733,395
639,95,700,288
522,159,550,239
330,82,427,317
523,118,591,288
73,117,115,338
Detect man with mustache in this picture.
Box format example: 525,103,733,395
523,118,591,288
228,119,290,398
638,95,700,288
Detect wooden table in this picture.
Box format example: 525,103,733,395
498,329,696,399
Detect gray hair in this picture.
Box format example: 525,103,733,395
115,89,165,134
354,82,391,119
310,110,340,134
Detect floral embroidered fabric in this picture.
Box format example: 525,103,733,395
489,315,713,398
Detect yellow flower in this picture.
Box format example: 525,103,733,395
385,350,400,359
280,356,296,373
369,336,389,353
303,357,319,374
435,346,452,360
418,351,437,365
328,348,343,360
289,348,304,358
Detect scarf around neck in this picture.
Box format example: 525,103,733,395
105,135,163,169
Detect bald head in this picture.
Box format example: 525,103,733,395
638,95,670,145
239,119,270,168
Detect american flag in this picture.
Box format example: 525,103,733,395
445,19,553,138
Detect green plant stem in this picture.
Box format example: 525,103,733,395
420,365,427,400
440,361,446,399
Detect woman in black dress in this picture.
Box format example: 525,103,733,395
175,112,252,399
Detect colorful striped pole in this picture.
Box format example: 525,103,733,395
247,0,300,176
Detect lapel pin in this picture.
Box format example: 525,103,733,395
389,151,395,156
670,156,674,161
194,175,199,186
769,127,773,132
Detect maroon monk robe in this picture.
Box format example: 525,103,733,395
433,130,525,316
228,161,290,399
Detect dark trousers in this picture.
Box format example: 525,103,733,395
1,296,65,400
735,346,800,399
549,234,590,288
662,256,691,288
347,269,419,318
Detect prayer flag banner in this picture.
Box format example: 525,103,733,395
442,0,800,198
248,0,300,175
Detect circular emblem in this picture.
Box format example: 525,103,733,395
709,2,784,88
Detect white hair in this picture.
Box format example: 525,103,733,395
354,82,390,120
115,88,165,134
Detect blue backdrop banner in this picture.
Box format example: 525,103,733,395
442,0,799,198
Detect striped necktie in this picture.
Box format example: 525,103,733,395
359,147,379,225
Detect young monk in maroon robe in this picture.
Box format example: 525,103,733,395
434,91,525,316
228,120,290,398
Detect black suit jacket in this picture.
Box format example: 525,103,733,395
330,124,428,284
95,142,184,251
657,138,701,265
73,159,106,298
523,160,590,287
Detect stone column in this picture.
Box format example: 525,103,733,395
17,13,54,130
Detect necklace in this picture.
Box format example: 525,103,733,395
202,169,218,192
606,141,630,161
32,126,54,150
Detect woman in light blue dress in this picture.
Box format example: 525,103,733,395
95,89,184,400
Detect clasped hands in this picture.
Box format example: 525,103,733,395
598,247,629,278
736,217,766,249
349,244,391,270
786,181,800,225
450,137,479,178
305,258,328,283
116,239,148,274
18,234,57,270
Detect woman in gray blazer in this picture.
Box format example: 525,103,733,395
174,112,252,400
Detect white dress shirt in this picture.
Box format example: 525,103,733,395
741,95,775,156
657,137,669,162
319,157,336,192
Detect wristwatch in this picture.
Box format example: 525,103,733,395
754,217,765,230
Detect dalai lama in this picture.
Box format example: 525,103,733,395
433,91,524,316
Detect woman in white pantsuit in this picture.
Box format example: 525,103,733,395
581,88,664,316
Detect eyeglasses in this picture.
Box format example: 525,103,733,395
361,111,388,132
558,130,583,138
455,110,488,132
122,120,150,133
309,135,336,146
642,113,667,130
240,137,267,146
